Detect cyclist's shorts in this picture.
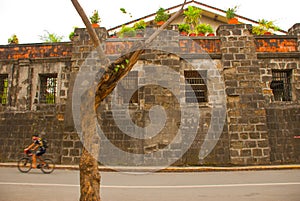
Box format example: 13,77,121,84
36,149,46,156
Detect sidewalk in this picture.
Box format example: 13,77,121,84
1,162,300,172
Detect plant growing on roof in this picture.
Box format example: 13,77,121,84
69,26,78,41
89,10,101,26
133,20,147,37
119,25,136,38
252,19,280,35
8,34,19,44
133,20,146,30
154,7,170,25
39,30,63,43
226,6,238,24
183,6,202,31
178,23,190,35
196,23,214,36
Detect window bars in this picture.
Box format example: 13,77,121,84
184,70,207,103
270,70,292,101
0,74,8,105
39,74,57,104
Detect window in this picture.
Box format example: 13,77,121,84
270,70,292,101
39,74,57,104
0,74,8,105
184,70,207,103
117,71,138,104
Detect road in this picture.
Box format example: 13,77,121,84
0,167,299,201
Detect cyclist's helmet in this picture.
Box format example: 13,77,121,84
32,134,39,141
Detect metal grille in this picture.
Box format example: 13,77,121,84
39,74,57,104
270,70,292,101
184,70,207,103
118,71,138,103
0,74,8,105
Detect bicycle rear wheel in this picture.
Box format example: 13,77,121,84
41,158,55,174
17,157,32,173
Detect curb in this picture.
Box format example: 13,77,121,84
1,163,300,172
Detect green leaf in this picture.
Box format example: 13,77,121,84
120,8,127,14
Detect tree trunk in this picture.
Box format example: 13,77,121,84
70,1,187,200
79,148,101,201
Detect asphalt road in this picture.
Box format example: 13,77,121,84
0,167,299,201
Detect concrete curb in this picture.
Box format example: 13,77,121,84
1,163,300,172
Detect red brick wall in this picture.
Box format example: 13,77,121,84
0,42,72,60
255,36,297,52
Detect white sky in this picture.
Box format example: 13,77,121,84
0,0,299,44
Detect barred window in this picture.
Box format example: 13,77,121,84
118,71,138,104
0,74,8,105
39,74,57,104
184,70,207,103
270,70,292,101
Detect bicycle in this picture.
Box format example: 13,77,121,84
17,150,55,174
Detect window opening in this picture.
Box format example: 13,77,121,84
184,70,207,103
39,74,57,104
0,74,8,105
270,70,292,101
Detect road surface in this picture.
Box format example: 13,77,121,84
0,167,299,201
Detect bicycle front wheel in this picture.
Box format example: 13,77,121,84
41,158,55,174
17,157,32,173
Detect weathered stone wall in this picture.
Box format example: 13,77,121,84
0,43,72,163
266,105,300,163
0,110,64,163
218,24,271,165
0,24,300,166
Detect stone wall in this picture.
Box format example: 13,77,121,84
0,23,300,166
266,105,300,163
218,24,270,165
0,43,72,164
0,110,64,163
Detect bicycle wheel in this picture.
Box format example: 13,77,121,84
41,158,55,174
17,157,32,173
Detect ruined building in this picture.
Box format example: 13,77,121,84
0,2,299,166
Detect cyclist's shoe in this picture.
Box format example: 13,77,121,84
37,164,41,169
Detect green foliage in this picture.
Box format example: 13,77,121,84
90,10,101,24
154,7,170,22
195,23,212,34
178,23,190,33
120,8,132,18
133,20,146,30
226,6,238,19
252,19,280,35
0,78,8,105
183,6,202,30
69,26,78,41
119,25,136,38
46,93,55,104
114,59,129,72
8,34,19,44
39,30,63,43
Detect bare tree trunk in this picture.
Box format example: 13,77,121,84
70,0,187,200
79,148,101,201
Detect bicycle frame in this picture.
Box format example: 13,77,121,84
18,150,55,174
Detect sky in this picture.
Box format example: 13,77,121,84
0,0,299,45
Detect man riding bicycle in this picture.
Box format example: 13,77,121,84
24,134,47,168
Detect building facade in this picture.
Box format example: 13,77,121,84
0,23,299,166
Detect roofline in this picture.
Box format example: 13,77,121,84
108,0,287,34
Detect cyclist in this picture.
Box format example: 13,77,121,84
24,134,47,168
